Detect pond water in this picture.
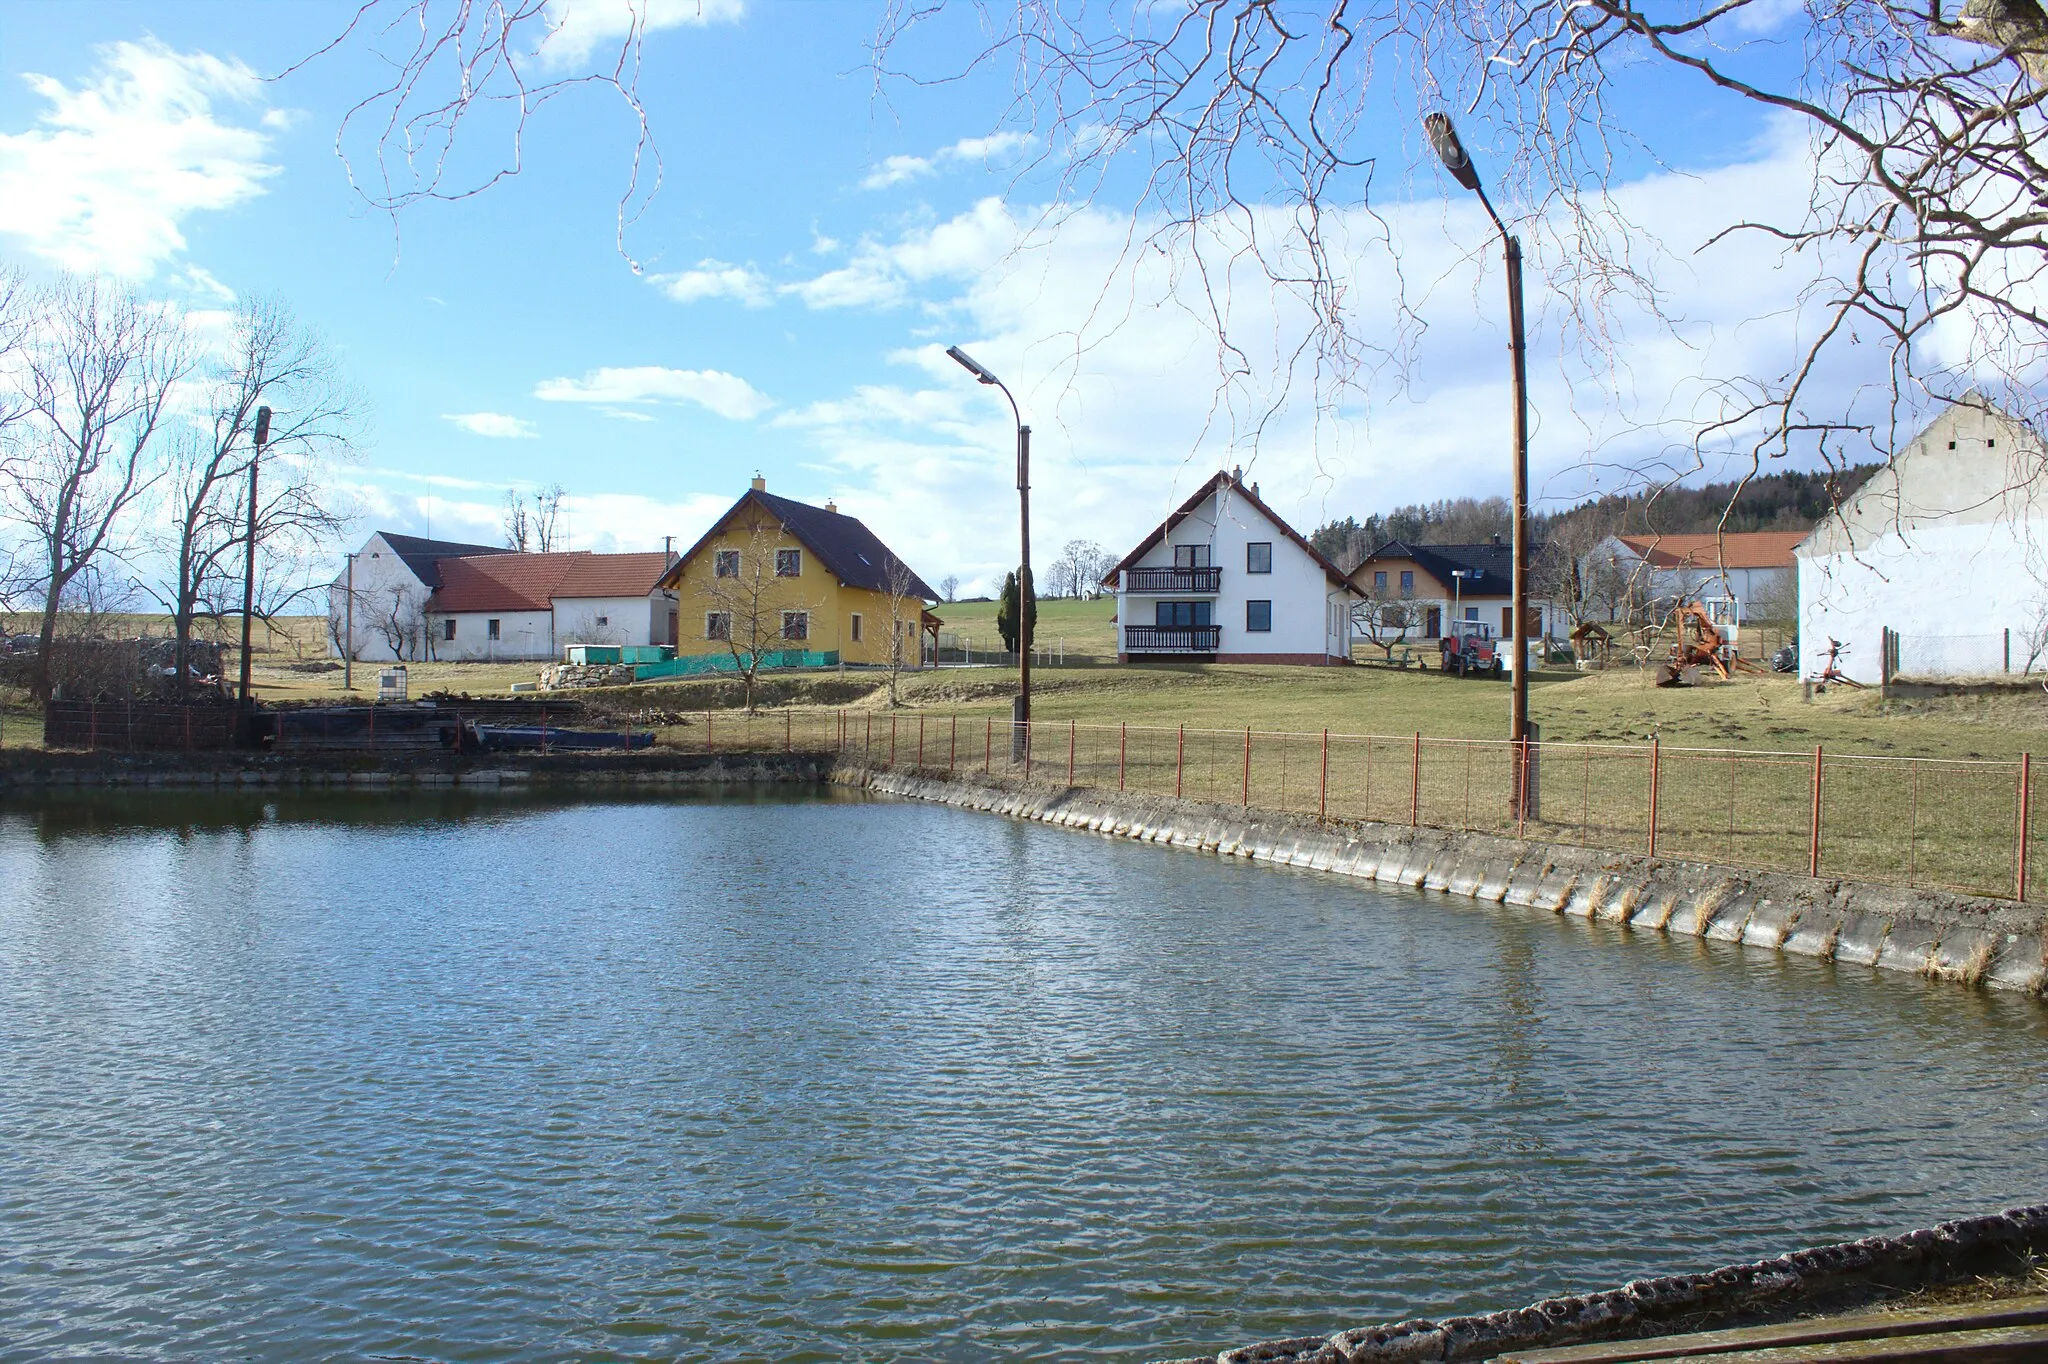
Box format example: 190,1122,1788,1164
1,789,2044,1362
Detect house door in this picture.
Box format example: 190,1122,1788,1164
667,610,679,646
1425,606,1442,637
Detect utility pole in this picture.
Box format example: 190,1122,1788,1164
343,551,357,693
1016,421,1032,749
238,406,270,712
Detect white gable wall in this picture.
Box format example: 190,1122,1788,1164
1798,403,2048,683
329,533,432,662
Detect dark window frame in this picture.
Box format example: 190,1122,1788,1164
714,549,741,579
1246,600,1273,632
781,610,809,641
775,548,802,578
1246,541,1273,574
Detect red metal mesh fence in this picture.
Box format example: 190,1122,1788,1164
642,711,2043,903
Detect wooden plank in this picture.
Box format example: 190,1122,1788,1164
1500,1296,2048,1364
1652,1322,2048,1362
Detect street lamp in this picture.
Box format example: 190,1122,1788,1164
1424,112,1531,757
946,345,1033,755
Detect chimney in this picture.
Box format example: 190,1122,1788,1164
1491,532,1502,546
751,473,766,491
825,499,839,514
1251,481,1260,499
1231,463,1242,482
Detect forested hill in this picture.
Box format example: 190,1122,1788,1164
1310,464,1881,573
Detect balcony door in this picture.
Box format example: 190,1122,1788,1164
1155,601,1213,627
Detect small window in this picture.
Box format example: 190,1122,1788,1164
714,549,740,578
443,619,456,641
1373,570,1387,591
781,610,809,641
776,548,802,577
1467,606,1480,621
1399,570,1414,597
850,613,863,643
706,611,731,641
1246,542,1272,574
487,619,501,641
595,615,608,628
1246,600,1273,632
1988,438,1998,448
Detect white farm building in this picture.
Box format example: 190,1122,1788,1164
330,532,679,663
1796,400,2048,684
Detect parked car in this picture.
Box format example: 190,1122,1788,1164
1439,620,1503,677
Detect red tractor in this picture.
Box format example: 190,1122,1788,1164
1439,620,1503,677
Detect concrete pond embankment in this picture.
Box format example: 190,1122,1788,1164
0,746,833,792
845,765,2048,996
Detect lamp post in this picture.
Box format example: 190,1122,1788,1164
343,551,357,693
1424,112,1530,759
1452,568,1471,628
238,405,271,713
946,345,1032,757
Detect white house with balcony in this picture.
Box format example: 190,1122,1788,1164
1101,469,1358,664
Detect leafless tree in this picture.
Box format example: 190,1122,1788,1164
532,482,566,552
374,580,431,661
146,298,362,698
695,518,815,711
1349,586,1424,662
2,277,191,700
503,487,533,551
869,0,2048,510
882,556,929,706
939,573,960,602
1535,514,1637,633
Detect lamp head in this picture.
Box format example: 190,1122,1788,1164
946,345,1000,386
253,405,272,448
1423,112,1484,194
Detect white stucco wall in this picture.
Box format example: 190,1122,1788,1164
1114,484,1353,661
328,534,433,662
554,595,660,648
432,610,555,661
1798,402,2048,683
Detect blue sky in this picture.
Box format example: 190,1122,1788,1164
0,1,1834,596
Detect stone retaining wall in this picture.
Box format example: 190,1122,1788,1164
1168,1204,2048,1364
0,749,828,791
846,767,2048,995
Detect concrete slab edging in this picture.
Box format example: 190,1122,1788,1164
841,766,2048,997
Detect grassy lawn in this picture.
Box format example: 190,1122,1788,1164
932,596,1117,659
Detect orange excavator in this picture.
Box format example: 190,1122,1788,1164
1655,600,1766,686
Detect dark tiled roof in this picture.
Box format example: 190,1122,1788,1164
662,489,937,600
1104,471,1352,587
377,532,511,589
1358,540,1515,596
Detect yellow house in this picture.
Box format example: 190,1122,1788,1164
657,477,939,667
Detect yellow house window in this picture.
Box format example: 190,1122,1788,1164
714,550,740,578
782,611,809,640
850,613,863,642
775,548,802,577
706,611,730,641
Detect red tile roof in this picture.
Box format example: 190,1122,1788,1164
1614,531,1804,571
429,551,670,613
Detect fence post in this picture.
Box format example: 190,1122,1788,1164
1319,728,1329,820
1118,722,1127,791
865,712,872,765
1809,743,1824,878
1024,720,1033,780
1516,736,1528,840
2020,753,2033,901
984,715,992,773
1647,736,1659,856
949,715,957,775
1176,724,1185,799
917,714,925,771
1068,719,1076,786
785,709,792,752
1410,732,1421,827
1241,726,1252,807
890,714,898,768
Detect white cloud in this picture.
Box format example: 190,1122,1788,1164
652,258,771,306
533,365,774,420
860,131,1035,192
444,412,540,439
0,40,276,276
539,0,746,68
860,154,935,191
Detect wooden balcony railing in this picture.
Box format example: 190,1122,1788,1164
1124,624,1222,652
1122,566,1223,593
